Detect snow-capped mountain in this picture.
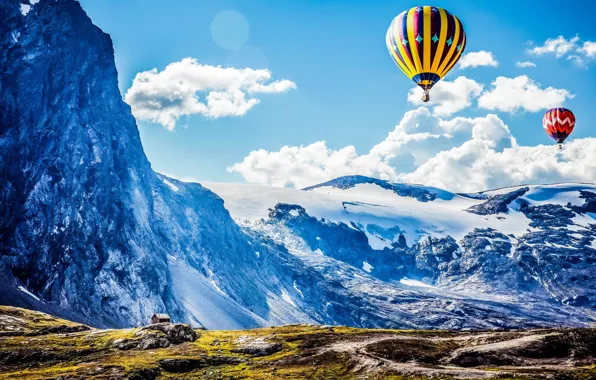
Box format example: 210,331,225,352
205,177,596,312
1,0,595,330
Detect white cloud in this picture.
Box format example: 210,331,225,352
579,41,596,58
228,108,596,192
570,41,596,67
229,108,528,191
369,108,512,167
527,36,596,67
124,58,296,130
408,77,483,116
407,74,573,116
527,36,579,57
400,138,596,192
230,107,596,192
406,75,572,116
567,55,587,68
458,51,498,69
516,61,536,68
227,141,395,189
477,75,573,113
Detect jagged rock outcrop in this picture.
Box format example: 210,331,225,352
139,323,198,345
466,187,529,215
114,323,197,350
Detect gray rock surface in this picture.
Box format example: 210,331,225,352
232,337,283,356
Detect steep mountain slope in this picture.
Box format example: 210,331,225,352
0,0,594,330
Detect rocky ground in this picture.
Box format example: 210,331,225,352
0,306,594,379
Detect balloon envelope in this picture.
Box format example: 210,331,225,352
386,6,466,99
543,108,575,144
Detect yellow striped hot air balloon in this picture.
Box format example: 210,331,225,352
386,6,466,102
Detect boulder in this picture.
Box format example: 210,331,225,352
232,336,283,357
114,323,197,350
138,323,197,344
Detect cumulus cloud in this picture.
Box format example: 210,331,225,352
527,35,579,57
458,51,498,69
230,107,596,192
228,108,542,192
579,41,596,58
407,74,571,116
477,75,573,113
124,58,296,130
400,138,596,192
369,108,512,168
408,77,483,116
516,61,536,68
227,142,395,189
527,36,596,67
570,41,596,67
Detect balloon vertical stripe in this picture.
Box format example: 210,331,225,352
423,6,432,70
395,13,417,75
437,15,460,75
407,8,423,73
387,28,412,77
441,19,466,77
431,8,448,72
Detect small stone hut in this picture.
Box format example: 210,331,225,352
151,313,171,324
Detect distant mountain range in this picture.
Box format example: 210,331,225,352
1,0,594,330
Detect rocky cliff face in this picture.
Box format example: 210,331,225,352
0,0,325,328
0,0,175,326
1,0,594,330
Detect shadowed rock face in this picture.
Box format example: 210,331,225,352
0,0,176,326
568,190,596,214
466,187,529,215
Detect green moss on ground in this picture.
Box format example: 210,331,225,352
0,307,594,379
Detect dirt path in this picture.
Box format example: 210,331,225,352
318,333,506,379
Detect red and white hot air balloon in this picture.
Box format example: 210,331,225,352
543,108,575,149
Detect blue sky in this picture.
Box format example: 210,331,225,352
78,0,596,190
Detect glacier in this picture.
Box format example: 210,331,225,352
0,0,595,330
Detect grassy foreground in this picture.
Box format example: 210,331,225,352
0,306,594,379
